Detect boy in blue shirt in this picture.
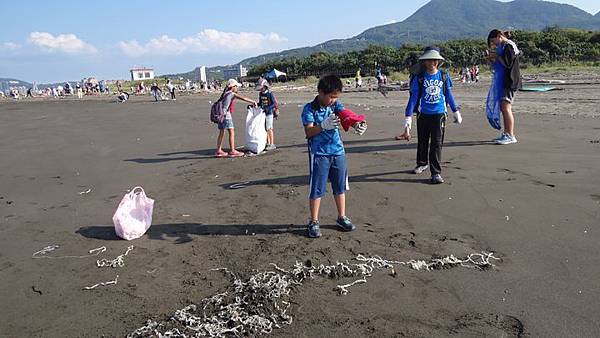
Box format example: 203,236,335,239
256,78,279,151
397,46,462,184
301,75,366,238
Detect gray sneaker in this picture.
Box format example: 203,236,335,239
495,134,517,145
336,216,356,232
413,165,429,174
307,220,321,238
265,144,277,151
431,174,444,184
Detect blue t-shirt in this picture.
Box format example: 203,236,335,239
301,98,345,156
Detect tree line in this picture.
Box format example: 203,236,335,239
248,28,600,78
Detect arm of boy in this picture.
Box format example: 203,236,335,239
444,74,462,124
397,77,419,141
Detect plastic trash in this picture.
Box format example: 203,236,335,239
112,187,154,240
245,106,267,154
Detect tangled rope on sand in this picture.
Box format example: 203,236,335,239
96,245,134,268
128,252,500,338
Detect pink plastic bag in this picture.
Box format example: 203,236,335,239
112,186,154,240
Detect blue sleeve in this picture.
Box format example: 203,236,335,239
333,100,344,114
301,104,315,126
404,76,419,117
267,92,278,111
445,73,459,112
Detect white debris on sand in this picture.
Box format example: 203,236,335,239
128,252,500,338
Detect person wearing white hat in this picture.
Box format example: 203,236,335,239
397,46,462,184
214,79,258,158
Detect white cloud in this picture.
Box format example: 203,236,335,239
28,32,97,54
1,42,22,51
118,29,287,57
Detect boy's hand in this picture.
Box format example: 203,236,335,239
320,114,340,130
453,110,463,124
352,121,367,135
396,116,412,141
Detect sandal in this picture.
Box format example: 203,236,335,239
228,150,244,158
215,150,228,158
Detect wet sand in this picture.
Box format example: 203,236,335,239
1,77,599,337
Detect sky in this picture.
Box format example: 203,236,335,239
1,0,598,83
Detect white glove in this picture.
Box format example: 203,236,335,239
453,110,463,124
320,114,340,130
404,116,412,131
353,121,367,135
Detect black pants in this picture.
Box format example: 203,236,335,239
170,89,176,99
416,113,446,175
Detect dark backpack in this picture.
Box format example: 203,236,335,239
210,90,229,124
409,63,449,114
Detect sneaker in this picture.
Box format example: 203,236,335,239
336,216,356,232
495,134,517,145
431,174,444,184
266,144,277,151
413,165,429,174
492,133,507,142
307,220,321,238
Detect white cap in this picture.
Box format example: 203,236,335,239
255,78,269,91
227,79,241,88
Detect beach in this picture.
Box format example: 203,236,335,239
1,76,599,337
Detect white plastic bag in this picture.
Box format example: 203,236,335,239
245,106,267,154
112,186,154,240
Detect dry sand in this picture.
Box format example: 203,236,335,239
1,76,599,337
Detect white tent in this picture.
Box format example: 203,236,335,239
265,68,287,79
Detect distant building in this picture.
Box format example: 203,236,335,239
223,65,247,80
130,68,155,81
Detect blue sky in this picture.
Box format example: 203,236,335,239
1,0,598,83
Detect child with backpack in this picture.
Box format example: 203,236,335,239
255,78,279,151
213,79,257,158
397,46,462,184
301,75,367,238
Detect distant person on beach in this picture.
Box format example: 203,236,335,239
166,79,176,100
26,88,33,98
397,46,462,184
486,29,521,145
256,78,279,151
214,79,258,158
76,83,83,99
150,83,162,102
301,75,365,238
117,91,129,103
355,68,362,88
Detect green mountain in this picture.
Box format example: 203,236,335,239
238,0,600,66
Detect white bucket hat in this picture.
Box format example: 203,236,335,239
227,79,241,88
419,46,445,61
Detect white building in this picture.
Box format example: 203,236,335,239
130,68,155,81
223,65,247,80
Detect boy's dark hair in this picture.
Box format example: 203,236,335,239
317,75,343,94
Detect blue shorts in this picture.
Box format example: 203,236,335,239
308,153,348,200
265,114,274,131
218,118,234,130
